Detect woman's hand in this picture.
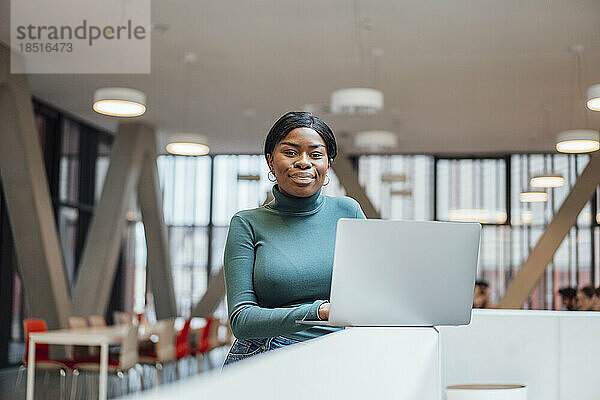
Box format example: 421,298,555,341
318,302,330,320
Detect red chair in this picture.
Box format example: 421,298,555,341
174,318,192,378
15,319,78,400
194,317,215,371
194,317,232,371
196,317,215,355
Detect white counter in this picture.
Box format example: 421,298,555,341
122,327,440,399
120,309,600,400
440,309,600,400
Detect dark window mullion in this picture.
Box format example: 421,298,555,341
75,126,98,278
551,155,557,309
207,156,215,285
0,181,16,367
591,187,598,285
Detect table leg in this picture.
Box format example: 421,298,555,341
26,338,36,400
99,342,108,400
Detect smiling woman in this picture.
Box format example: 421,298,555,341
222,112,365,366
267,127,330,197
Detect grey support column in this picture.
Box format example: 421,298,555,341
0,44,71,329
71,122,146,317
138,137,177,319
500,152,600,309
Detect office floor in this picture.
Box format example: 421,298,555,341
1,344,229,399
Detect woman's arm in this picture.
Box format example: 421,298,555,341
224,215,326,339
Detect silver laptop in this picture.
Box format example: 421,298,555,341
297,219,481,327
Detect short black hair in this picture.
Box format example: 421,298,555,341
475,280,489,288
579,286,595,299
558,287,577,299
264,112,337,164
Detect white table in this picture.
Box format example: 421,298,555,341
27,325,129,400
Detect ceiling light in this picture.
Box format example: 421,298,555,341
390,189,412,196
93,87,146,117
330,88,383,115
521,210,533,224
237,174,261,181
556,130,600,153
125,211,139,222
530,173,565,188
354,131,397,151
511,210,534,226
381,173,407,182
447,209,507,224
580,211,592,224
166,134,209,156
300,104,317,114
166,143,210,156
183,51,198,63
520,190,548,203
587,84,600,111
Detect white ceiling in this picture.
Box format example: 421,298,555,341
2,0,600,154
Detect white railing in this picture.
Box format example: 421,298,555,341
120,309,600,400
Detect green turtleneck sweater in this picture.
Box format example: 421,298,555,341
224,185,366,341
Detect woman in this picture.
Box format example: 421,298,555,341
223,111,365,366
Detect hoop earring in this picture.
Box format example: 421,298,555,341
324,175,330,186
268,170,277,182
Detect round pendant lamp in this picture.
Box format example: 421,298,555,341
587,84,600,111
165,134,210,156
447,384,527,400
354,130,397,151
511,210,534,226
519,189,548,203
93,87,147,117
447,209,508,224
556,130,599,153
330,88,384,115
530,173,565,188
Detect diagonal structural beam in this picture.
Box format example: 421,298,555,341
331,148,380,219
192,268,225,317
138,143,178,319
0,44,71,329
500,152,600,309
72,121,177,318
1,43,176,321
71,123,146,316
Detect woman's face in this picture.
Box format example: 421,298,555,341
267,127,330,198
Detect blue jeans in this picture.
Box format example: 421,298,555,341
223,336,299,366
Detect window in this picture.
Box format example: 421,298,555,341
359,155,433,220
